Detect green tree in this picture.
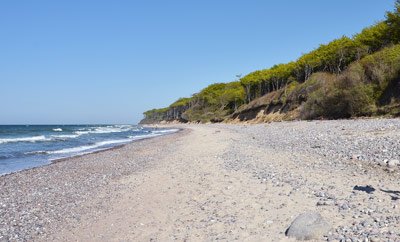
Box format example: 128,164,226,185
354,22,389,52
386,0,400,43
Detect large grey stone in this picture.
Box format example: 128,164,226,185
286,212,331,240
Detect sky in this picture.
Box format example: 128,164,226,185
0,0,395,124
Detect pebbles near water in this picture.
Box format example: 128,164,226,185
0,132,183,241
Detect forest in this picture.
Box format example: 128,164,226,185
140,1,400,124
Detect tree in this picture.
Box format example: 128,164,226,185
386,0,400,43
354,22,390,52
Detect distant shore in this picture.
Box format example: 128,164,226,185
1,120,400,241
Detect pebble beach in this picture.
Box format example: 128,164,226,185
1,119,400,241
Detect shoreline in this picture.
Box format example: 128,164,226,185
0,128,189,241
1,120,400,241
0,127,182,178
50,127,183,163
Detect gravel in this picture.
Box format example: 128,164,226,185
225,119,400,168
219,119,400,241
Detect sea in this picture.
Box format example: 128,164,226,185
0,125,178,175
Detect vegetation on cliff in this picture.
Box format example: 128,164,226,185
141,1,400,124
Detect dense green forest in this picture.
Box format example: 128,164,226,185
141,1,400,124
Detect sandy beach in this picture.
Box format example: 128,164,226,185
1,120,400,241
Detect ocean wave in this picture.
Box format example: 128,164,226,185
47,145,101,154
52,128,63,132
47,138,134,155
128,134,160,139
74,130,91,135
19,128,177,158
128,129,178,139
0,154,13,159
0,133,82,144
24,150,48,155
0,136,52,144
74,126,139,135
90,127,121,134
51,134,80,140
93,126,139,133
95,139,133,146
151,129,180,134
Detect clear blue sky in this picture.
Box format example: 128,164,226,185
0,0,395,124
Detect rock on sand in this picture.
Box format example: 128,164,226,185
286,212,331,240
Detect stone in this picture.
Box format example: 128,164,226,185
370,237,380,242
379,159,388,166
340,203,350,210
387,159,399,168
286,212,331,240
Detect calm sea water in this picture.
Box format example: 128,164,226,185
0,125,178,175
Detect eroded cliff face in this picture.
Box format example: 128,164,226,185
227,89,303,123
140,90,302,124
140,105,189,124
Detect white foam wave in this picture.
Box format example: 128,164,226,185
128,129,179,140
74,126,139,135
74,130,91,135
51,134,80,140
93,127,126,133
0,130,86,144
20,128,178,157
47,138,133,155
0,136,52,144
151,129,180,134
128,133,162,139
52,128,63,132
96,139,133,146
47,144,101,154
